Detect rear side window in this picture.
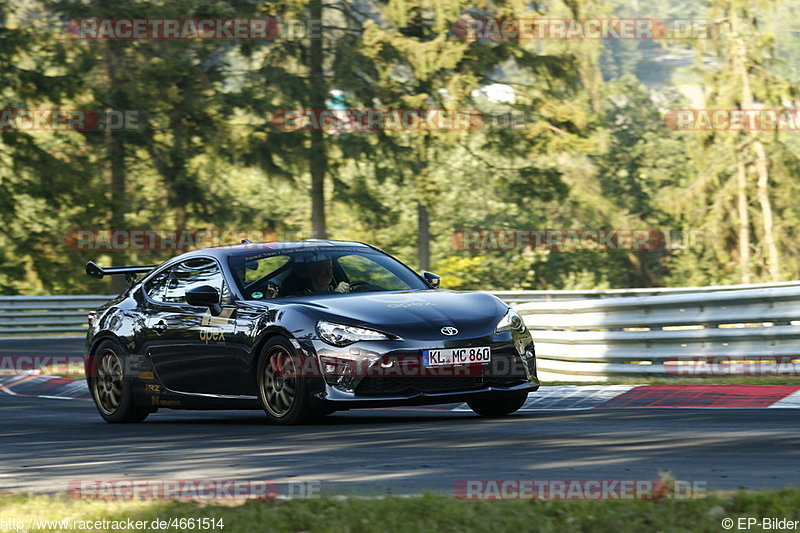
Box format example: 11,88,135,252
148,258,230,304
143,270,170,301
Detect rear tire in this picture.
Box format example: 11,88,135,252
256,336,325,425
467,391,529,417
88,340,150,423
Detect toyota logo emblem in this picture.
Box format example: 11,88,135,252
441,326,458,336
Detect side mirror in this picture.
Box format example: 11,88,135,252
421,271,441,288
186,285,222,315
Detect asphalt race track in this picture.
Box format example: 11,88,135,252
1,337,800,496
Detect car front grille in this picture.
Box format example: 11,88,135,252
350,346,532,397
354,375,490,396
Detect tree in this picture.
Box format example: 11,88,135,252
673,0,800,283
342,0,596,270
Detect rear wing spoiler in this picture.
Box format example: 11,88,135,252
85,261,158,282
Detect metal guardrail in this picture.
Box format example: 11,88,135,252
512,284,800,381
0,295,113,335
3,283,800,383
493,280,800,302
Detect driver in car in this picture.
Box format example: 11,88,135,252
308,258,350,294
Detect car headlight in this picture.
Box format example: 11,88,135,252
495,308,526,333
317,321,390,346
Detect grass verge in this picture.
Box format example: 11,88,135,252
2,490,800,533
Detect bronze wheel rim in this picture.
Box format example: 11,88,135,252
93,349,123,415
260,346,298,418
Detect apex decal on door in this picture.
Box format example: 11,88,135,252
199,328,225,342
199,308,234,343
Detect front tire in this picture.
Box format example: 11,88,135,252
88,340,149,423
467,391,529,417
256,336,324,425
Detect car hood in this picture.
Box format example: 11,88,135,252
278,290,508,339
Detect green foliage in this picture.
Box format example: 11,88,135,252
1,0,799,294
4,489,800,533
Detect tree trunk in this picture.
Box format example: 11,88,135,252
417,202,430,270
106,127,127,293
104,43,127,294
730,5,780,280
753,140,780,279
624,251,657,286
415,137,431,271
736,160,751,283
308,0,327,239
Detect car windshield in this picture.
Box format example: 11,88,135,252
228,246,429,300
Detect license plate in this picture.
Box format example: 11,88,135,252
422,347,491,367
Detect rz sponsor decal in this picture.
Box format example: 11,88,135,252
145,384,161,393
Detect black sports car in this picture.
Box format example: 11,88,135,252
84,240,538,424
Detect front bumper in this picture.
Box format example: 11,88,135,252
303,333,538,405
319,380,538,408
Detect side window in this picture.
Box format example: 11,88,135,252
338,255,409,290
143,269,171,302
243,255,290,284
162,258,230,304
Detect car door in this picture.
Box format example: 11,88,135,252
142,257,238,395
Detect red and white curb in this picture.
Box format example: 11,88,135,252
3,375,800,410
454,384,800,411
0,373,90,400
